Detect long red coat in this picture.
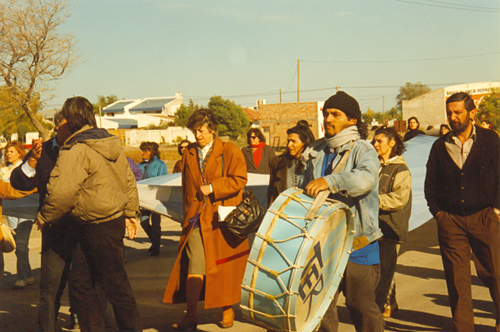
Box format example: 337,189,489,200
163,136,249,309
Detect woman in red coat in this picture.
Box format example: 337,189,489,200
164,109,248,331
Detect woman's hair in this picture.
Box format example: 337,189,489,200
140,141,161,161
439,123,451,136
372,126,406,158
246,128,266,145
408,116,420,130
177,139,191,155
5,140,26,166
278,120,316,170
186,108,218,132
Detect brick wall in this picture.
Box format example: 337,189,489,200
258,102,320,147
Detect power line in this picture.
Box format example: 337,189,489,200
394,0,500,13
302,52,500,64
188,82,463,103
423,0,500,11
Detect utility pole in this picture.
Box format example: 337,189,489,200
297,58,300,103
382,96,385,124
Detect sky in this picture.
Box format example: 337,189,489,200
46,0,500,114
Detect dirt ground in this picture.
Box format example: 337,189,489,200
1,217,498,332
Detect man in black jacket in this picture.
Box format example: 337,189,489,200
10,111,108,332
425,92,500,332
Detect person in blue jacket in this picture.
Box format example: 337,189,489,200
138,141,168,256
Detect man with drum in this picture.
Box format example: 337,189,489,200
300,91,384,332
425,92,500,332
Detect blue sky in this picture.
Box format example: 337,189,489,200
47,0,500,114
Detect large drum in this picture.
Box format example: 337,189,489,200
240,188,354,332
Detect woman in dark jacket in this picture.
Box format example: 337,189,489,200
241,128,275,174
138,142,168,256
372,126,412,318
173,139,191,173
403,116,426,142
268,121,315,205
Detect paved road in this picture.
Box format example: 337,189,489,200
1,217,497,331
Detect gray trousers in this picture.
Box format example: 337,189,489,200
318,261,384,332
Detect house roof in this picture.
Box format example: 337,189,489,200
129,98,175,113
102,100,134,114
243,108,260,122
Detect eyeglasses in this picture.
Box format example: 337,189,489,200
250,136,257,139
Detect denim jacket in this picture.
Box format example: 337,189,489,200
300,138,383,244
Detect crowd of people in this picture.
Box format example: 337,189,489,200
0,91,498,332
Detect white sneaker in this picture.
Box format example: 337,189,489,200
26,277,34,285
13,279,26,289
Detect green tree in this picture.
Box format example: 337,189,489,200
476,88,500,132
385,107,402,121
0,0,81,140
174,99,200,127
396,82,432,112
362,108,383,125
208,96,249,139
143,120,172,130
0,86,52,140
93,94,119,114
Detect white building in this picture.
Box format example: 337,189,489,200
99,92,183,129
403,82,500,129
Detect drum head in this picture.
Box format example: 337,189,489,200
241,188,354,332
294,207,349,331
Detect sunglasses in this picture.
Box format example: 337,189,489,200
250,136,258,139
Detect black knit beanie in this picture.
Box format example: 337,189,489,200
323,91,361,122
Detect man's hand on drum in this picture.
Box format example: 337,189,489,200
305,178,329,197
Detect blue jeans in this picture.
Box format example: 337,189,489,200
8,217,33,280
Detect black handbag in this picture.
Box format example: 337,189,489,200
223,188,265,239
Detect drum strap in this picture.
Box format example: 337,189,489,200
305,142,353,220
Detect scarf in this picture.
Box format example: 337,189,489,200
251,141,266,168
325,125,360,153
197,137,215,185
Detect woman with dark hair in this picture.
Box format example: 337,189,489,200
268,121,315,204
371,126,412,318
138,141,168,256
241,128,275,174
1,140,36,289
164,108,248,331
439,124,451,137
403,116,425,142
173,139,191,173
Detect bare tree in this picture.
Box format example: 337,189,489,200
0,0,80,140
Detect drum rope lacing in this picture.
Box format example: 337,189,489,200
245,198,344,330
243,190,353,332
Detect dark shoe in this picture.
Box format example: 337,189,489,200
70,313,79,330
150,245,160,256
13,279,26,289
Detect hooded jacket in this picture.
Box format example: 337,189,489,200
37,125,139,225
378,155,412,242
